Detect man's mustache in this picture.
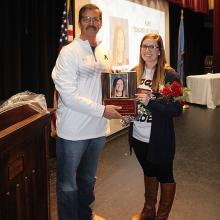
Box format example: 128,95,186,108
86,25,97,31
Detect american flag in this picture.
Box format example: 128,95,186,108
59,0,74,48
51,0,74,137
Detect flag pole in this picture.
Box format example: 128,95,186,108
181,8,183,19
178,9,189,110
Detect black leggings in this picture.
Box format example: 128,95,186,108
132,137,174,183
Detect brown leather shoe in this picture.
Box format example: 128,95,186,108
131,213,141,220
131,213,155,220
93,214,106,220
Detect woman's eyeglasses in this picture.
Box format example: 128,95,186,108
81,16,102,23
141,44,159,50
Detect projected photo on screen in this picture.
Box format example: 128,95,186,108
86,0,166,69
110,17,129,67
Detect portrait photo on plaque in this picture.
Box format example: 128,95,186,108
101,71,137,115
110,73,128,98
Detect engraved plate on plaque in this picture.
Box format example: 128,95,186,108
104,99,137,115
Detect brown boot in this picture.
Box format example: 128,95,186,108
156,183,176,220
132,176,158,220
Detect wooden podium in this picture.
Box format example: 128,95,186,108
0,104,51,220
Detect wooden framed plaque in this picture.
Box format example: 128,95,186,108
101,71,137,115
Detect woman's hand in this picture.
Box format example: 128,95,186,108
135,92,151,106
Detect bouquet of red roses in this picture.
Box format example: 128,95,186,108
120,81,189,126
157,81,189,105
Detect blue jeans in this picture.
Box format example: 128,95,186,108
56,136,106,220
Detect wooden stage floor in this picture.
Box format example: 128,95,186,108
49,104,220,220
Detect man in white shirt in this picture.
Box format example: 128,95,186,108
52,4,122,220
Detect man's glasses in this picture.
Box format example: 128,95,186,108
81,16,102,23
141,44,159,50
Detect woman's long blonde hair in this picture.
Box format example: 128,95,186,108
135,33,170,92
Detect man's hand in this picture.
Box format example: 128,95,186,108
103,105,122,119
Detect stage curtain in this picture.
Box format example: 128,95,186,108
213,0,220,72
1,0,63,106
169,3,206,79
168,0,209,14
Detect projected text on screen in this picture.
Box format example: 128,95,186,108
90,0,165,70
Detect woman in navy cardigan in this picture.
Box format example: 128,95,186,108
130,34,183,220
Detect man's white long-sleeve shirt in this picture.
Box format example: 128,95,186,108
52,37,111,140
